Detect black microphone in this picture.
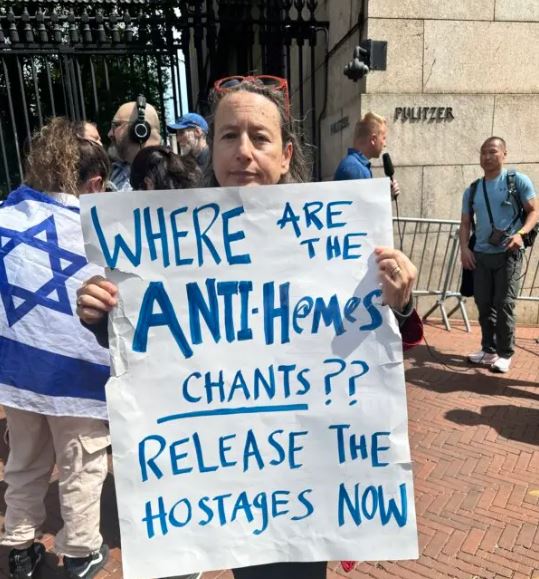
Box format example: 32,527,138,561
382,152,394,180
383,152,400,201
383,152,403,248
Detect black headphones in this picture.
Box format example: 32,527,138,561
130,94,151,145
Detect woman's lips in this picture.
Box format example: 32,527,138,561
229,171,260,183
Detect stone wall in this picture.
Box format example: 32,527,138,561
317,0,539,322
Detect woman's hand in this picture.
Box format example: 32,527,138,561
375,247,417,312
76,275,118,325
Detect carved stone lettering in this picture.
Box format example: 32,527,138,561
393,106,455,123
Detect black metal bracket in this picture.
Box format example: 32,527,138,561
343,39,387,82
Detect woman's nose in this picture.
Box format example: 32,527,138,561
236,134,253,161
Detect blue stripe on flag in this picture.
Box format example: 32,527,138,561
3,186,80,213
0,336,108,401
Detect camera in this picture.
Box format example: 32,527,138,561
488,227,509,247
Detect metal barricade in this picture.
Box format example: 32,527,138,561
393,217,539,331
517,235,539,302
393,217,469,331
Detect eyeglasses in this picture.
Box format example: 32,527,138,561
213,75,290,117
110,120,130,130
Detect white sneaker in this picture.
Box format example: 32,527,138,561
491,357,512,373
468,350,499,365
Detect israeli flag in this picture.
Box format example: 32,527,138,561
0,185,109,419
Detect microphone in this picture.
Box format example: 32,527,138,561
383,152,399,201
382,152,394,180
383,152,403,249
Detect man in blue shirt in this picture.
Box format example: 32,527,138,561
460,136,538,373
334,112,400,199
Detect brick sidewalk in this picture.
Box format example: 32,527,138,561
0,322,537,578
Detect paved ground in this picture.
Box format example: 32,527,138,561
0,321,537,579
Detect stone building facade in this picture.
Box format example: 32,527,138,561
313,0,539,323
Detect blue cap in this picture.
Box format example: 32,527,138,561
167,112,208,133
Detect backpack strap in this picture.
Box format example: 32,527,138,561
468,178,480,231
481,177,497,229
506,169,525,227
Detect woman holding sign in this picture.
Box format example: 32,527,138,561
77,76,422,579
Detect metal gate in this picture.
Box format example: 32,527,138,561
0,0,329,197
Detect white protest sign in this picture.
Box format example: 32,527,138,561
80,179,418,579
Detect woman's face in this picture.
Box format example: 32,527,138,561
212,91,292,187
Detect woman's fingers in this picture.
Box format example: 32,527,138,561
375,247,416,311
76,304,108,324
76,276,119,324
77,292,114,312
375,247,417,277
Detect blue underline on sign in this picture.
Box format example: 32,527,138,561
156,404,309,424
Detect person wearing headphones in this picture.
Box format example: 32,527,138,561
107,96,161,191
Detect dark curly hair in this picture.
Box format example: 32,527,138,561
203,78,312,186
130,146,201,190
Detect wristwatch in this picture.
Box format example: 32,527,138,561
518,228,526,236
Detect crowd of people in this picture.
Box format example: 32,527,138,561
0,72,536,579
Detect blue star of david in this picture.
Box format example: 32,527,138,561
0,215,87,327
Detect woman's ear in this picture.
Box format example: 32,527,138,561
280,141,293,175
80,175,104,195
143,176,155,191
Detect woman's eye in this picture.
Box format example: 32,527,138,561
254,134,270,143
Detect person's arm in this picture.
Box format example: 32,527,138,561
506,197,538,252
81,315,109,349
459,212,476,270
393,305,423,350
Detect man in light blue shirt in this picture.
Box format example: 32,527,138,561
460,136,538,373
334,112,400,199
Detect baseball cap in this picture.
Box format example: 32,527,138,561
167,112,208,133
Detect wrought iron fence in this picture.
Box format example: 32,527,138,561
0,0,329,197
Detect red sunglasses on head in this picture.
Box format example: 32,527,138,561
213,75,290,117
